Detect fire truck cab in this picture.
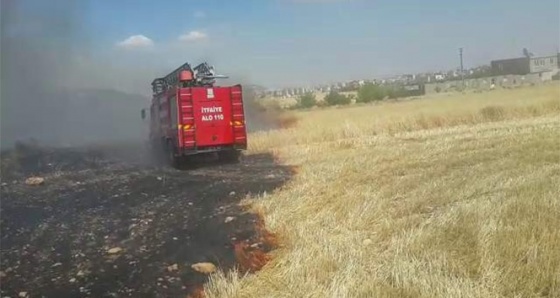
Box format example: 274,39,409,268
142,62,247,168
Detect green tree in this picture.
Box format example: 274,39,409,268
357,83,386,103
385,85,406,99
297,92,317,109
324,91,351,106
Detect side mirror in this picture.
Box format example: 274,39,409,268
141,109,146,120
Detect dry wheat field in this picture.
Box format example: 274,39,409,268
208,83,560,298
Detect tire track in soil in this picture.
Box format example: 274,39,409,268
0,145,295,297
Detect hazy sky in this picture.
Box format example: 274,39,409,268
6,0,560,91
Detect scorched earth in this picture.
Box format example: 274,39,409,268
0,143,294,298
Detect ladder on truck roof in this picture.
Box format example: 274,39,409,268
151,62,229,95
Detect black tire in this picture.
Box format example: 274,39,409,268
217,150,241,164
166,140,182,169
149,139,166,165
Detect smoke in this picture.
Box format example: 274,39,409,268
242,87,283,133
0,0,284,152
0,0,149,150
220,75,284,133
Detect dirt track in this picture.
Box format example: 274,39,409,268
0,144,293,297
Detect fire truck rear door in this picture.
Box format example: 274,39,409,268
192,87,234,147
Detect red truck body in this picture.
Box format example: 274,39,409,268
144,62,247,167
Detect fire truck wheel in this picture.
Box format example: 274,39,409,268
150,140,165,164
166,141,181,168
218,150,241,164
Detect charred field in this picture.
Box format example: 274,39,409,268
0,143,295,298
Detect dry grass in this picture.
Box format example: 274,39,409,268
206,83,560,298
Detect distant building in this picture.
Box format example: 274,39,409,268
530,55,559,73
491,54,559,75
434,74,446,81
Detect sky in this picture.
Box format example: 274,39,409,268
5,0,560,91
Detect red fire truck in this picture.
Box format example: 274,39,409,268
141,62,247,167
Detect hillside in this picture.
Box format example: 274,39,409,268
205,84,560,298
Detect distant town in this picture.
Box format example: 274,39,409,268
258,50,560,98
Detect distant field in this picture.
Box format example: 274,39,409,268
207,84,560,298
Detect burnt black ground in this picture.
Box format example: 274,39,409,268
0,144,293,298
